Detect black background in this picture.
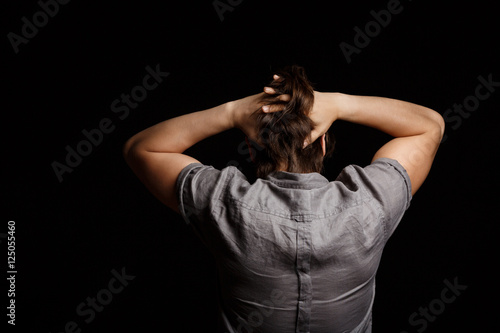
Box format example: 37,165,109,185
3,0,499,332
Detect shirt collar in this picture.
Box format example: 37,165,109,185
264,171,329,189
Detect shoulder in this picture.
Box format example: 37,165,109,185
338,158,411,193
334,158,412,221
338,158,412,239
176,163,249,198
176,163,248,192
175,163,250,218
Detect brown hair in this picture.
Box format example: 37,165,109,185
253,65,334,178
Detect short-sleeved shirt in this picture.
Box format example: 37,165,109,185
176,158,412,333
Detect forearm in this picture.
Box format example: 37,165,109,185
332,93,444,138
124,102,234,155
121,89,279,212
326,92,445,195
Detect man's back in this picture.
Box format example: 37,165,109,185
176,157,411,333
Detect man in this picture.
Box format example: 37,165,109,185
123,66,445,332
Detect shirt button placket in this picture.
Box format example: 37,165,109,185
295,216,312,333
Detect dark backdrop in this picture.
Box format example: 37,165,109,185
3,0,499,332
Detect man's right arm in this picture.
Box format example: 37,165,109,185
315,93,445,195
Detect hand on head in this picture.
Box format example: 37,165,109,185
261,75,336,149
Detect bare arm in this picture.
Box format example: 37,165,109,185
310,92,445,195
123,90,287,213
123,102,232,212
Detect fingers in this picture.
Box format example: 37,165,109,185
261,94,291,113
263,87,290,100
263,74,284,94
261,74,289,113
278,94,291,102
262,104,285,113
263,87,291,101
263,86,276,94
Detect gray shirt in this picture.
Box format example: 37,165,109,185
176,158,412,333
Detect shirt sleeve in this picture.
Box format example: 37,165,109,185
175,163,223,226
339,158,412,241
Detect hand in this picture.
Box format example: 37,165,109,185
301,91,340,147
257,89,340,147
230,75,291,142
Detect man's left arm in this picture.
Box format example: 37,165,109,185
123,88,287,213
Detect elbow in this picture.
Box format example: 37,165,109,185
123,136,143,166
425,109,445,141
122,137,134,163
431,110,446,140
